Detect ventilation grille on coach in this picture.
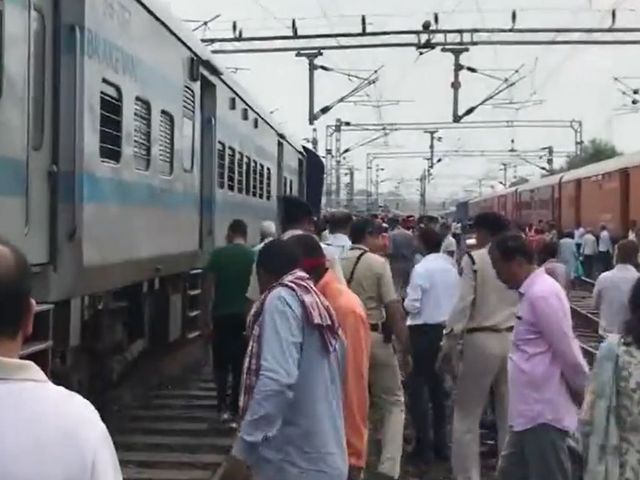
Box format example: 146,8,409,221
158,110,175,176
183,86,196,116
133,97,151,171
99,80,123,163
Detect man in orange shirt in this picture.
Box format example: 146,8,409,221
287,234,371,480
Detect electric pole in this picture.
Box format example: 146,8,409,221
425,129,439,183
419,169,427,215
500,162,509,186
442,47,469,123
346,167,355,211
334,118,343,209
542,145,554,171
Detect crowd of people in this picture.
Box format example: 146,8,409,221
2,196,640,479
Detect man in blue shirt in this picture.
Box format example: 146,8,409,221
221,239,347,480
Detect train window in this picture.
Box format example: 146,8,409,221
216,142,226,189
158,110,174,177
241,107,249,121
229,97,236,110
30,7,46,151
251,159,258,198
237,153,244,195
244,156,251,197
99,79,123,163
182,85,195,172
258,163,265,199
227,147,236,192
133,97,151,171
253,118,259,129
266,167,272,201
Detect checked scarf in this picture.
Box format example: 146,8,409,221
239,269,342,419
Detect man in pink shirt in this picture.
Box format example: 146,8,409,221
489,232,589,480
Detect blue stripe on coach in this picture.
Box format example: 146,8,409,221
0,155,200,211
1,156,276,218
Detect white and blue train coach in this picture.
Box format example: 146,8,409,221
0,0,324,393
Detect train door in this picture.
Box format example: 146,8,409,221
297,155,305,199
200,77,216,247
621,168,630,233
24,0,54,265
575,179,582,227
276,139,284,197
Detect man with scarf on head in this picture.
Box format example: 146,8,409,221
245,196,345,306
222,239,347,480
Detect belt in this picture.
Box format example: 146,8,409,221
465,325,514,334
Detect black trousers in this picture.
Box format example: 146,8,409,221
408,323,447,458
597,251,612,275
583,254,595,279
211,313,247,415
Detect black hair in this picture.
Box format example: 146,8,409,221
285,234,327,279
279,195,314,231
490,232,535,264
0,238,32,339
327,211,353,234
473,212,511,237
313,217,326,237
538,240,558,265
350,217,380,245
387,216,400,230
228,218,248,239
256,238,300,280
626,278,640,348
617,239,639,265
417,226,443,254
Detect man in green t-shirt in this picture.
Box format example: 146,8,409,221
206,219,255,421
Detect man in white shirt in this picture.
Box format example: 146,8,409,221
574,223,585,255
0,239,122,480
440,223,458,259
594,239,640,336
598,224,613,275
404,226,460,465
323,210,353,259
581,229,598,279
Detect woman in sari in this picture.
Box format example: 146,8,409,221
582,277,640,480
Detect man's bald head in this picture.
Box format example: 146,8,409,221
0,239,32,339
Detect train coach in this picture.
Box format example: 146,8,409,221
0,0,323,394
464,152,640,238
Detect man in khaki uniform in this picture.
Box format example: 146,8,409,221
440,212,518,480
341,218,411,480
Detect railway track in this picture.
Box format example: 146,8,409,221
107,369,232,480
569,277,602,365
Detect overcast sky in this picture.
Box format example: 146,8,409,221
167,0,640,201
